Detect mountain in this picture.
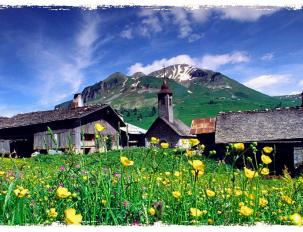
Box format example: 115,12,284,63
55,64,299,129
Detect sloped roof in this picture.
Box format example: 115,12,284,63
215,107,303,143
190,118,216,135
121,123,147,134
146,117,192,137
0,104,122,129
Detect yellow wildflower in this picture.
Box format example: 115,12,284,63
0,171,5,176
160,142,169,149
190,208,203,217
234,189,242,196
290,213,302,226
190,160,205,171
191,170,204,177
189,138,200,147
239,205,253,217
148,207,156,216
56,186,71,199
259,198,268,207
181,139,187,145
172,191,181,199
208,218,214,225
14,187,29,198
47,208,58,218
64,208,82,225
263,146,273,154
261,155,272,164
120,156,134,167
233,143,245,152
174,171,182,177
206,189,216,197
101,199,107,205
282,195,294,205
260,167,269,175
95,123,105,132
186,149,195,157
244,167,258,179
150,137,160,144
165,171,171,176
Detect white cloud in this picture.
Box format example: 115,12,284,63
136,7,206,42
290,91,301,95
170,8,192,39
261,53,274,61
244,74,291,92
27,13,102,106
191,8,211,23
217,7,280,22
120,27,133,39
128,51,249,75
201,52,250,70
188,33,204,43
132,7,278,42
138,9,162,37
128,54,197,75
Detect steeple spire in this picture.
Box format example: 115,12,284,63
158,65,173,122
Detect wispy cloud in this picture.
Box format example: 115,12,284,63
128,7,279,42
216,7,280,22
138,9,163,37
28,13,102,106
244,74,292,95
127,51,249,75
201,52,250,70
120,26,133,39
261,52,274,61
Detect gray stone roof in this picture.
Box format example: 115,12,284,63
215,107,303,143
160,117,192,137
0,104,116,129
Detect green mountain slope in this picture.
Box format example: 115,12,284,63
55,64,299,129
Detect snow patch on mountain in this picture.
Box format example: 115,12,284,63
149,64,198,82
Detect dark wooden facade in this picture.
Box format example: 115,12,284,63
215,107,303,175
0,105,125,156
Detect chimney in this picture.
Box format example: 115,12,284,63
71,93,84,109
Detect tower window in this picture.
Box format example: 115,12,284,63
169,98,172,106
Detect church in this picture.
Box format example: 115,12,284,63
145,78,194,147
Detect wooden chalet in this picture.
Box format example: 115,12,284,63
145,78,194,147
215,107,303,175
0,94,125,157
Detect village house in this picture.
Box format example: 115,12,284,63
0,94,125,157
189,94,303,175
145,78,195,147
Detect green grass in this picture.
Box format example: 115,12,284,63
0,146,302,226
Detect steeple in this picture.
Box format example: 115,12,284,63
158,66,173,122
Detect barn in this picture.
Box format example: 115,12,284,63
0,95,125,156
215,107,303,175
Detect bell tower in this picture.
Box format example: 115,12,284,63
158,67,173,123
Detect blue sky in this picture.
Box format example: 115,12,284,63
0,6,303,116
